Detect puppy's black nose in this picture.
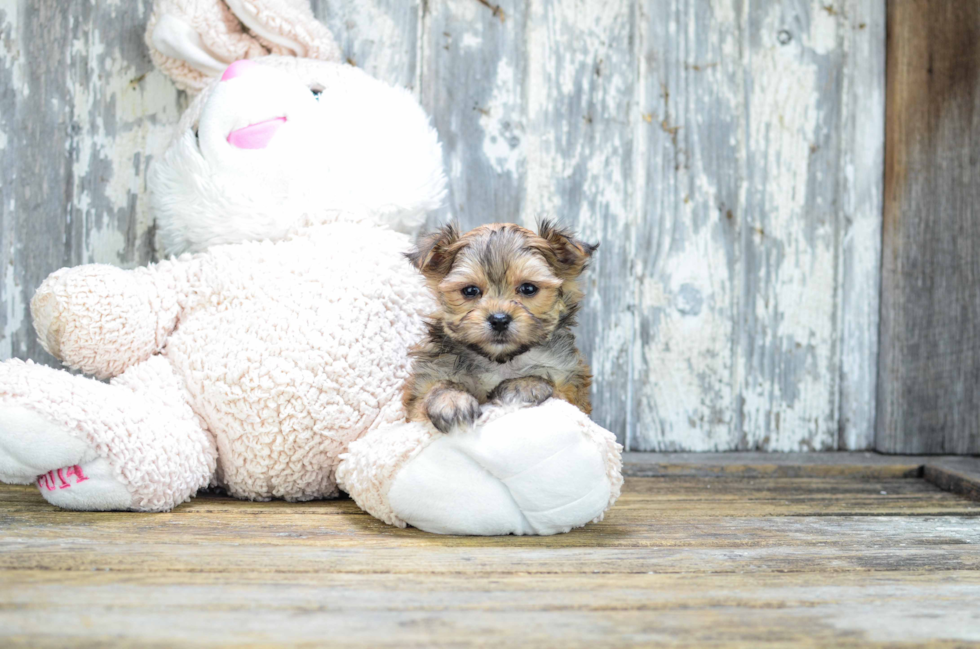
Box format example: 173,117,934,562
488,313,512,332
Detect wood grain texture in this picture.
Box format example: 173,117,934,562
0,0,183,365
3,571,980,649
2,477,980,646
877,0,980,454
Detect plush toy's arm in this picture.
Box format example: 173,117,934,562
31,256,208,380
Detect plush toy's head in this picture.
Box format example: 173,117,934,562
146,1,446,256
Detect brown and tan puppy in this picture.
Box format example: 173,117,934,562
403,221,598,433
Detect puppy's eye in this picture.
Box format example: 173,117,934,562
518,283,539,296
461,286,482,298
310,88,323,101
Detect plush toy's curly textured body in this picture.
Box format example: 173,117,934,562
12,221,432,506
160,222,432,500
403,222,597,433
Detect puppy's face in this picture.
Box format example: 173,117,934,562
408,222,597,363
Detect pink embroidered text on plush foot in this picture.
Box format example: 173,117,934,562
38,465,90,491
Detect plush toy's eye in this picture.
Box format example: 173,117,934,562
461,286,482,298
518,283,539,296
310,88,323,101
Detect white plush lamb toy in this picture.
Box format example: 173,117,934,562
0,0,622,535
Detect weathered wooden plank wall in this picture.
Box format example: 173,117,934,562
0,0,886,452
0,0,183,364
877,0,980,454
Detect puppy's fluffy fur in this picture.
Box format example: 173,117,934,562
403,221,597,433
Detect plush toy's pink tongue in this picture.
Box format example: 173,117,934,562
227,117,287,149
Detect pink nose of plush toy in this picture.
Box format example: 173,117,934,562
221,59,258,82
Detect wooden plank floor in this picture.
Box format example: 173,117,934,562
2,474,980,647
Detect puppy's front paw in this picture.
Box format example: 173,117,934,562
425,387,482,433
489,376,554,408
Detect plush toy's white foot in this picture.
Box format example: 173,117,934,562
0,405,133,510
0,357,217,512
338,399,623,536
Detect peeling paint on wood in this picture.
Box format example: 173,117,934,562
736,1,844,452
0,0,886,452
311,0,420,91
837,0,884,451
421,0,528,229
634,0,741,451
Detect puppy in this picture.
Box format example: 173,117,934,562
403,220,598,433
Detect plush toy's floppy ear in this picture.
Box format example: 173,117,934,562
535,220,598,278
146,0,341,94
406,222,463,280
224,0,342,62
146,0,266,93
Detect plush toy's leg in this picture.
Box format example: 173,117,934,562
0,356,216,512
337,419,540,535
338,399,624,536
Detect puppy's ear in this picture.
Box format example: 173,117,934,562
536,219,598,278
406,222,462,279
